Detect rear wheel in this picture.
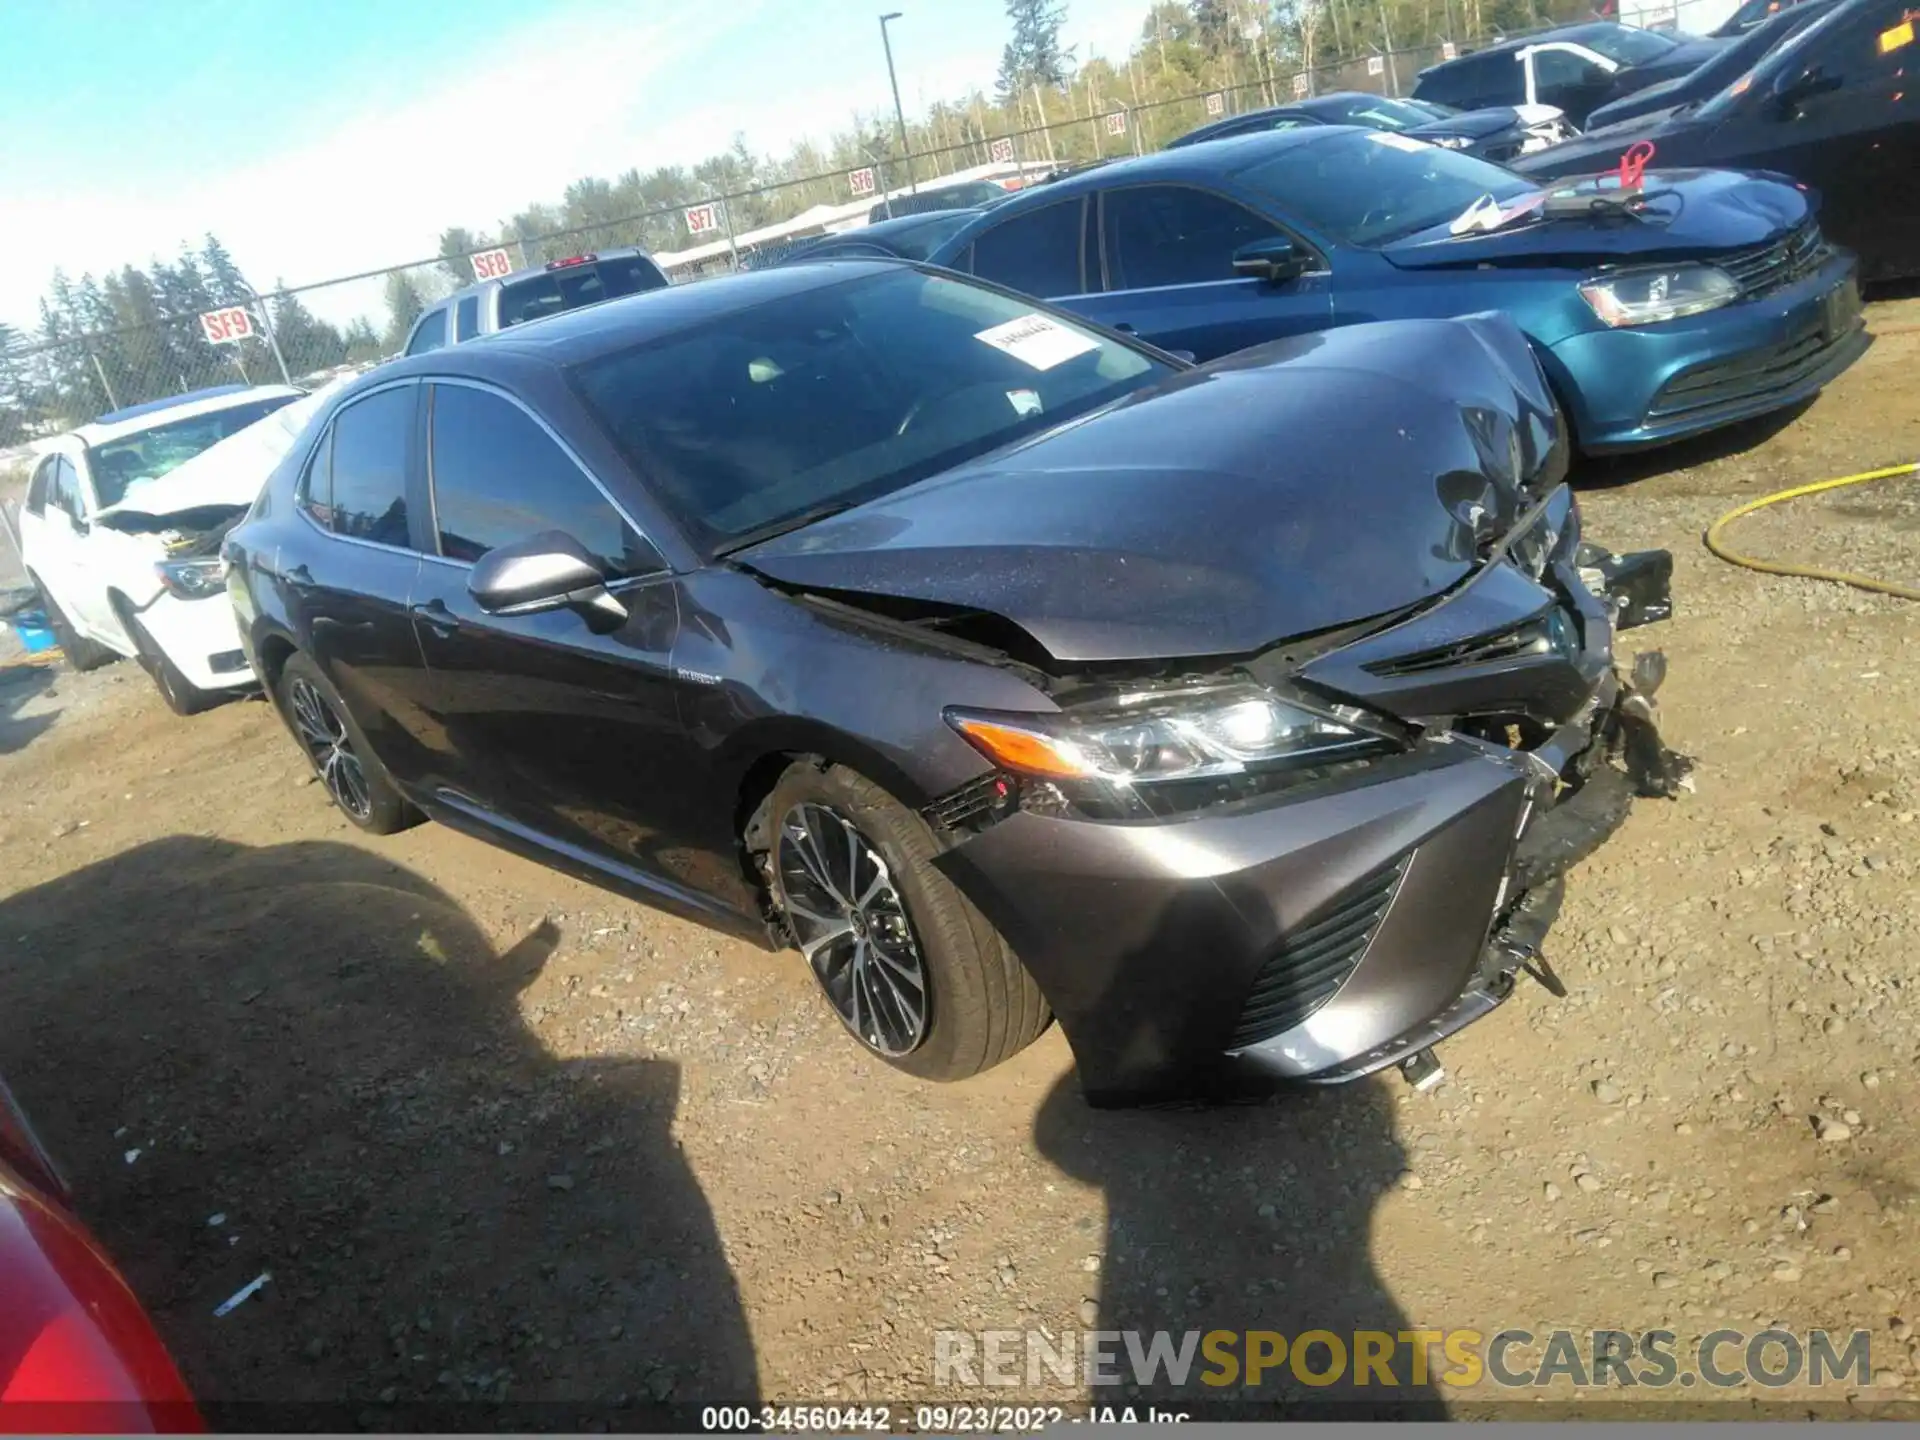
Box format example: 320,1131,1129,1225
276,651,420,834
117,602,216,716
33,580,116,672
760,760,1051,1081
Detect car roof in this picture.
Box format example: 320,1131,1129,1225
65,384,305,448
1421,19,1625,68
374,261,907,378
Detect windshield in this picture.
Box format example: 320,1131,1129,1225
86,394,300,507
1580,24,1681,63
1677,11,1800,95
1315,94,1455,129
1235,130,1534,245
1693,0,1840,116
570,268,1166,552
497,255,669,328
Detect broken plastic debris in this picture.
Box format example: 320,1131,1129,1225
214,1271,271,1317
124,1148,142,1165
208,1213,227,1228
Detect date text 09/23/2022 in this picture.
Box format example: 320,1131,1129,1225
701,1405,1190,1431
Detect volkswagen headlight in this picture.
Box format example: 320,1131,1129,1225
1579,265,1739,327
946,685,1393,787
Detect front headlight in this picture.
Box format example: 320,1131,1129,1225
1578,265,1740,327
156,556,226,600
946,684,1391,787
1428,133,1473,149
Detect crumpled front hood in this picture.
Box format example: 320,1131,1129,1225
739,316,1562,665
1407,106,1529,141
1381,167,1809,270
94,382,337,525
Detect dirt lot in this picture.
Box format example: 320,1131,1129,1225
5,299,1920,1426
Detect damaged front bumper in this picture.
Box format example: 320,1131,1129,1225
930,497,1687,1105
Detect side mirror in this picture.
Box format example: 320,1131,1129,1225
1766,65,1842,116
1231,236,1311,283
468,530,627,622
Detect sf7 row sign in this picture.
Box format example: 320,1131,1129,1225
198,306,254,345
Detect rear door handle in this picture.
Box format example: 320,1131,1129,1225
409,598,460,639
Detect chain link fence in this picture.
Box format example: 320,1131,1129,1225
0,20,1589,449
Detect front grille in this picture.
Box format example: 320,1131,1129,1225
924,772,1008,831
1648,323,1843,421
1229,858,1407,1049
1717,219,1829,299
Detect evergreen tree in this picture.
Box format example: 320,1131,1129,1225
995,0,1074,97
381,271,426,354
268,281,348,376
436,227,492,291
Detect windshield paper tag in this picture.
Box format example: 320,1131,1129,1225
975,313,1100,370
1367,131,1430,153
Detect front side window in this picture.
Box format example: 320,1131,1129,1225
965,199,1087,297
428,384,651,575
570,268,1165,552
49,458,85,522
1102,185,1285,290
24,456,55,516
407,308,449,355
1581,24,1680,64
84,395,300,508
1533,47,1612,88
1235,129,1533,246
325,387,414,547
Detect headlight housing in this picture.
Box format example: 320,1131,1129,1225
156,556,226,600
1427,133,1474,149
947,684,1394,791
1578,264,1740,327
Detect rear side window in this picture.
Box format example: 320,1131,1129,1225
454,295,480,340
427,384,652,576
965,199,1087,297
324,387,414,547
407,308,449,355
495,256,670,328
1101,186,1284,290
298,425,335,526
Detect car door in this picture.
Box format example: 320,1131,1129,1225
1717,1,1920,281
287,381,432,782
404,379,707,899
1068,183,1333,361
31,455,115,641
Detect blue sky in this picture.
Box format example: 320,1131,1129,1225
1,0,1154,329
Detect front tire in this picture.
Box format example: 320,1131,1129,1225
119,604,216,716
761,760,1051,1081
33,580,117,672
276,651,420,834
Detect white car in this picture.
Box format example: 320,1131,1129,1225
19,383,330,714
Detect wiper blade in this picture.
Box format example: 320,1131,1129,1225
714,500,860,556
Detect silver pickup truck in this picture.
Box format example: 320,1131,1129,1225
402,247,671,355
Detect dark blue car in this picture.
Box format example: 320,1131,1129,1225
926,127,1869,452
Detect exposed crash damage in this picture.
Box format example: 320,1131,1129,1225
738,317,1690,1102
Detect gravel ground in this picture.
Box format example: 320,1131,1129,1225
3,297,1920,1426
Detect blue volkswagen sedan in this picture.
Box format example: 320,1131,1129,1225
926,128,1868,452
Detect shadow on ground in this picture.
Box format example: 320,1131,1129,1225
1034,1073,1446,1419
0,836,757,1429
1571,401,1812,491
0,660,58,755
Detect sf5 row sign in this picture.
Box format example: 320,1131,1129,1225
199,306,255,346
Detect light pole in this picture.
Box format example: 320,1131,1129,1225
879,12,917,193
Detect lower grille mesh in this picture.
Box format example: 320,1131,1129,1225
1229,858,1408,1049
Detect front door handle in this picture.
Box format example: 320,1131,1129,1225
409,598,460,639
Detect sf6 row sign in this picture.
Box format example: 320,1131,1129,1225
198,306,254,345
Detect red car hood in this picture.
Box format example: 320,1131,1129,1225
1,1081,201,1433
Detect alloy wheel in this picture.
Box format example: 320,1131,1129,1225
287,677,372,821
775,802,929,1056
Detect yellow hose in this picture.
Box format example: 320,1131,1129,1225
1704,462,1920,601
